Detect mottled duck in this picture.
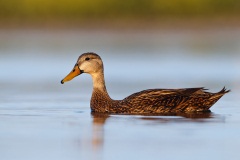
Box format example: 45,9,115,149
61,52,229,114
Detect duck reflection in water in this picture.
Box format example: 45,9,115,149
91,112,109,151
90,111,220,150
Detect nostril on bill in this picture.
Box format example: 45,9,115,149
72,69,75,72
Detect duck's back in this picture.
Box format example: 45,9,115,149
113,87,229,114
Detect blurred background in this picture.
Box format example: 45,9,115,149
0,1,240,160
0,0,240,28
0,0,239,88
0,0,239,97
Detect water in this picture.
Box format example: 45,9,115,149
0,29,240,160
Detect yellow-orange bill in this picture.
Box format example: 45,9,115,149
61,65,81,84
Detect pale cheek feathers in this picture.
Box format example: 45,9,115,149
79,61,89,72
79,61,99,74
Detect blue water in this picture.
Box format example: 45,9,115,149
0,29,240,160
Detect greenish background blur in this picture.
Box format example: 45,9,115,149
0,0,240,28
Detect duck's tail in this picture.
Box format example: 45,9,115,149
218,86,231,94
206,87,230,110
210,87,230,100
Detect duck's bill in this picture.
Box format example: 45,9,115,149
61,65,81,84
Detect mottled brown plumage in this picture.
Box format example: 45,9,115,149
61,52,230,114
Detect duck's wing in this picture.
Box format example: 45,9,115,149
124,87,205,100
121,87,229,113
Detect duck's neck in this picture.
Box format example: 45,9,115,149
90,71,114,112
91,71,108,94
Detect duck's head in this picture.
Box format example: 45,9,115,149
61,52,103,84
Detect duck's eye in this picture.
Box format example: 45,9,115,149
85,57,90,61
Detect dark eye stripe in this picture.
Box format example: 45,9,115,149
85,57,90,61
